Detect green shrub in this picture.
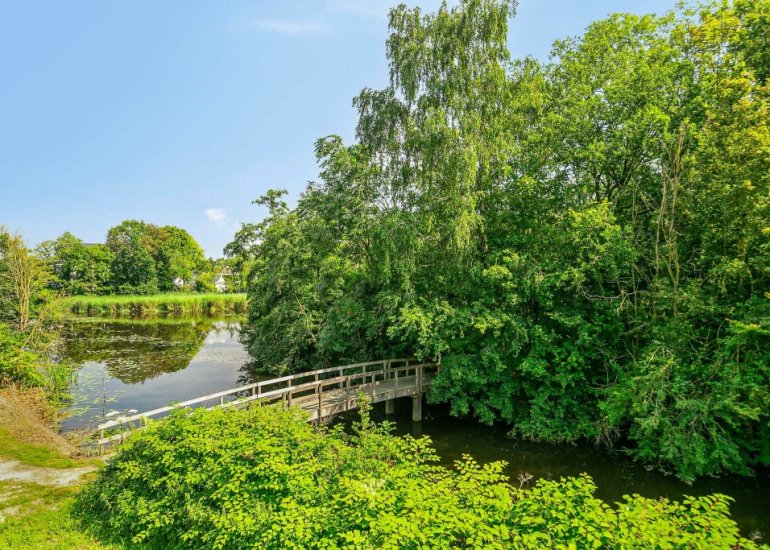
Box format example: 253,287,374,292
194,278,217,293
0,323,42,386
75,404,764,549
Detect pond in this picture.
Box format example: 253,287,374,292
61,317,770,539
61,317,251,431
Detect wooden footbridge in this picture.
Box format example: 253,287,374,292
95,358,436,453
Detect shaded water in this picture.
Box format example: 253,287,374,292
366,399,770,539
61,318,769,538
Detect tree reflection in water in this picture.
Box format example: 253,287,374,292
61,317,248,429
62,319,218,383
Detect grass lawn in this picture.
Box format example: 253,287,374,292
0,481,113,550
0,426,80,469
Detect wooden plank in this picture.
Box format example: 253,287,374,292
99,364,434,431
94,359,434,449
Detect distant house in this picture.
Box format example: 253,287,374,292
173,277,185,289
214,275,227,293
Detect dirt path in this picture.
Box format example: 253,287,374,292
0,459,95,487
0,459,96,525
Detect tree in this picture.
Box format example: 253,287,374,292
147,226,205,291
38,232,114,295
240,190,328,373
223,223,260,290
104,220,206,292
0,229,68,392
600,0,770,480
239,0,770,480
110,236,158,295
0,229,51,331
105,220,149,254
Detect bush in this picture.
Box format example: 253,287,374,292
193,278,216,293
0,323,42,386
75,403,764,549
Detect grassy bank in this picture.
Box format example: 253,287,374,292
59,292,247,317
0,388,109,549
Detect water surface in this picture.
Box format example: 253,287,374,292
61,318,769,539
61,317,250,430
370,399,770,539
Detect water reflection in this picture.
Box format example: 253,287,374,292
61,317,250,430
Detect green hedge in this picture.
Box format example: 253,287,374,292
74,403,763,549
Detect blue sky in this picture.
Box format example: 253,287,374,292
1,0,674,257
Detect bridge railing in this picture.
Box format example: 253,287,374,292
94,358,436,453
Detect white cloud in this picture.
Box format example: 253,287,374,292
205,208,228,228
249,18,326,36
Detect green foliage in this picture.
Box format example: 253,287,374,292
41,220,209,296
107,219,208,294
223,220,259,291
0,228,54,331
59,292,247,317
0,322,41,386
240,0,770,480
193,277,217,293
0,229,73,403
37,232,114,295
75,404,763,549
146,225,206,291
0,319,75,406
111,235,158,295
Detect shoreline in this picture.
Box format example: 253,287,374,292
58,292,247,317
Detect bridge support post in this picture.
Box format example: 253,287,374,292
385,399,394,415
412,393,422,422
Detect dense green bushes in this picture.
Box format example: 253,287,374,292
0,230,74,403
0,323,40,386
76,404,763,549
234,0,770,480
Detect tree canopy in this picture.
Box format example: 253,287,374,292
241,0,770,481
40,221,209,295
106,220,206,293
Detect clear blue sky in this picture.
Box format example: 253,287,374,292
0,0,674,257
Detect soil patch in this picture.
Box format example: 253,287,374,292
0,387,77,461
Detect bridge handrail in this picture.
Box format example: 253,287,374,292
96,357,417,431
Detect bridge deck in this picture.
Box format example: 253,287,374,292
290,374,432,421
95,359,436,452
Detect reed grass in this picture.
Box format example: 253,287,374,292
66,315,245,326
59,293,247,317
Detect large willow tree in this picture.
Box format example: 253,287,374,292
236,0,770,481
